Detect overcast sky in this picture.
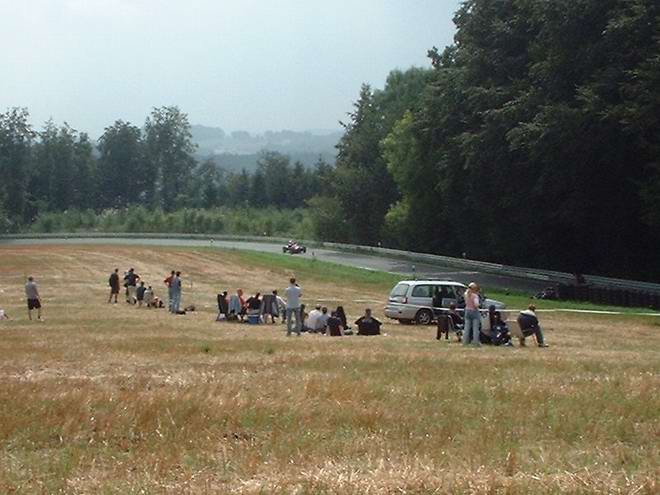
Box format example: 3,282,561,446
0,0,460,137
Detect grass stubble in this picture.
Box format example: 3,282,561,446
0,245,658,494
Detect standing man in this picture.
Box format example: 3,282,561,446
284,277,302,336
108,268,120,304
170,271,182,314
25,276,43,321
164,270,175,311
124,268,140,304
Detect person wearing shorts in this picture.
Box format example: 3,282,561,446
25,276,42,321
108,268,120,303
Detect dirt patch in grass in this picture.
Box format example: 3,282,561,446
0,245,658,493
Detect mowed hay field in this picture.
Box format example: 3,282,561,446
0,245,658,494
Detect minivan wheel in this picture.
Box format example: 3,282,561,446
415,309,433,325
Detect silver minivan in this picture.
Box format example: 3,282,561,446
384,280,506,325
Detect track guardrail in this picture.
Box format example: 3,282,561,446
1,232,659,294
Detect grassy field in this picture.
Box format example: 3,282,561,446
0,244,658,494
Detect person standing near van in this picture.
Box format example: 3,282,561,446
462,282,482,346
285,278,302,336
25,276,43,321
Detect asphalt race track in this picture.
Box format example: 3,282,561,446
0,237,549,294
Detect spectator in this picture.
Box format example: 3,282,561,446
246,292,262,312
170,271,182,314
305,305,323,333
124,268,140,305
517,304,549,348
319,306,330,333
355,308,382,336
0,309,10,320
336,306,350,330
326,311,344,337
136,281,147,307
261,292,279,324
143,286,155,308
25,276,43,321
462,282,481,347
108,268,120,304
273,290,287,322
164,270,175,311
285,278,302,336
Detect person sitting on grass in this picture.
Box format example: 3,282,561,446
517,304,549,348
326,311,344,337
143,286,154,308
355,308,382,336
0,309,10,320
488,305,512,346
136,281,147,307
304,305,323,333
318,306,330,334
245,292,262,314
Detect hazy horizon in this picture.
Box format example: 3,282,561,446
0,0,460,137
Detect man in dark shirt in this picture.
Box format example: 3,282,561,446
355,308,382,336
124,268,140,304
326,311,344,337
136,281,147,307
108,268,120,304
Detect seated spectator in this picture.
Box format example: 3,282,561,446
517,304,549,348
0,309,9,320
227,289,246,321
274,290,287,322
326,311,344,337
245,292,262,317
355,308,382,336
318,307,330,333
261,290,280,323
336,306,350,330
136,281,147,307
305,305,323,332
143,286,155,308
487,305,512,346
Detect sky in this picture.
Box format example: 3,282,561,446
0,0,460,137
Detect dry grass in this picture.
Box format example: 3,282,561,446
0,245,658,494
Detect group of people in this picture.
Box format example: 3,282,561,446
439,282,548,347
108,268,182,312
216,278,383,337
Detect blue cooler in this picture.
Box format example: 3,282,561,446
247,314,261,325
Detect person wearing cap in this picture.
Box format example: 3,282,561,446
462,282,482,346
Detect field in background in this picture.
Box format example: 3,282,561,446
0,245,658,493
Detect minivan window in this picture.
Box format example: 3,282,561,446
411,285,432,297
390,283,410,297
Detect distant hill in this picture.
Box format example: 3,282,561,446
191,125,341,171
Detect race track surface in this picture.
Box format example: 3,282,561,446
0,237,549,294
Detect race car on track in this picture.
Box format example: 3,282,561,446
282,240,307,254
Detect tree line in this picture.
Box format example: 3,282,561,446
309,0,660,280
0,106,333,229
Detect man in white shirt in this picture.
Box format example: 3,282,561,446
284,278,302,336
305,305,323,332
